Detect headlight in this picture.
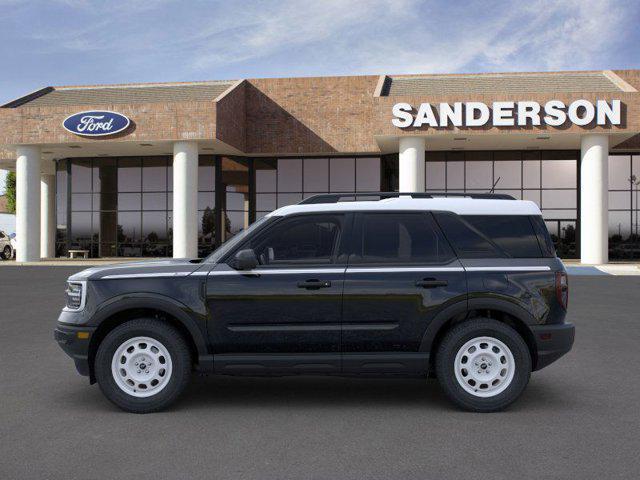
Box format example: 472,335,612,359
65,281,86,310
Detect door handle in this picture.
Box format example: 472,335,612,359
297,279,331,289
415,278,448,288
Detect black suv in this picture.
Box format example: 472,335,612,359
55,193,574,413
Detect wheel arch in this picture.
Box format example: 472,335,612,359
87,294,208,383
420,297,539,372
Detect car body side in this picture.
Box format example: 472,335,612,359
55,210,573,383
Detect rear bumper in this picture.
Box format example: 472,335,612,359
54,324,96,377
530,322,575,371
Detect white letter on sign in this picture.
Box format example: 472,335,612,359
493,101,515,126
596,99,621,125
465,102,490,127
517,101,541,126
543,100,566,126
392,103,414,128
439,102,463,127
567,100,595,126
413,103,438,127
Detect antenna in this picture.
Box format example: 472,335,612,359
489,176,501,194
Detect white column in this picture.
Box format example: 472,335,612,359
40,171,56,259
580,134,609,264
173,141,198,258
399,137,425,192
16,146,41,262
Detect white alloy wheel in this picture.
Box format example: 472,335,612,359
110,336,173,398
454,336,516,398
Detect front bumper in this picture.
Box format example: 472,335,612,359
54,324,96,377
530,322,575,371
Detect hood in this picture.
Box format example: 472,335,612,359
68,258,203,281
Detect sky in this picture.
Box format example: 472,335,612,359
1,0,639,193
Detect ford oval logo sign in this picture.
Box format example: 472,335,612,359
62,110,130,137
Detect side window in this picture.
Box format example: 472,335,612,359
433,212,503,259
462,215,543,258
530,215,556,257
353,213,454,264
251,214,343,265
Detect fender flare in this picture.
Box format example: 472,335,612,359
419,296,536,353
90,293,208,356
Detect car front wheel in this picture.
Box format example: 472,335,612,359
95,318,192,413
435,318,531,412
2,245,11,260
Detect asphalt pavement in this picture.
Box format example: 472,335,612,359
0,267,639,480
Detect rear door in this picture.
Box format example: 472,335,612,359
341,211,467,374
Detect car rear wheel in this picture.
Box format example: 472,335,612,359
2,245,11,260
95,319,192,413
435,318,531,412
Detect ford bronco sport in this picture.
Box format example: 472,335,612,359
55,192,574,413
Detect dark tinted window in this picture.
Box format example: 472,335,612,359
434,212,502,258
252,214,342,265
354,213,454,264
462,215,542,258
530,215,556,257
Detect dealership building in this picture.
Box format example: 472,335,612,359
1,69,639,263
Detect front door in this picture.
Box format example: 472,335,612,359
341,212,467,374
206,213,348,374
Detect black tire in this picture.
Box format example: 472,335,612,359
2,246,11,260
435,318,531,412
95,318,192,413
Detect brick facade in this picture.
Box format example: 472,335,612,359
0,69,638,158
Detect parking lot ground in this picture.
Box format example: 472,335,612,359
1,267,639,480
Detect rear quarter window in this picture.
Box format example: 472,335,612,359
462,215,543,258
434,212,544,258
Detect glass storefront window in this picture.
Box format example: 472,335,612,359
117,158,142,192
356,157,381,192
329,157,355,192
608,154,639,259
425,161,445,190
256,156,382,214
465,161,492,189
304,158,328,192
493,161,521,189
55,160,68,257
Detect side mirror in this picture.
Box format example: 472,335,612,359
233,249,258,270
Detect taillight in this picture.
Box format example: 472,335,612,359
555,271,568,310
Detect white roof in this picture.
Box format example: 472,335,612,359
268,197,542,217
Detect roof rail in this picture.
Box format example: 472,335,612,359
298,192,515,204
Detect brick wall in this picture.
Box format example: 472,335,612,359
0,70,638,155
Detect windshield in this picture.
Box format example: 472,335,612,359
204,216,272,264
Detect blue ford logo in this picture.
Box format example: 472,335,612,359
63,110,130,137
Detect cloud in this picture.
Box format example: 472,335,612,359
0,0,637,106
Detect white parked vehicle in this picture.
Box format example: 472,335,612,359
0,230,14,260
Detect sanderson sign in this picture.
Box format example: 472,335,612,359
63,110,131,137
391,99,622,128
